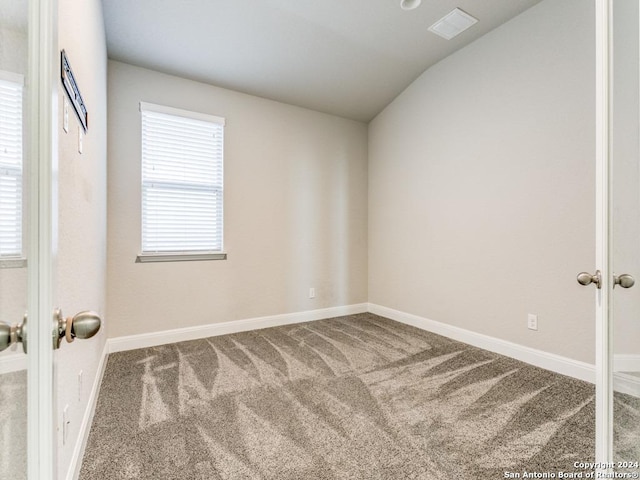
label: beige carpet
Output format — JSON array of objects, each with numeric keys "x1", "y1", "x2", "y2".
[
  {"x1": 77, "y1": 313, "x2": 608, "y2": 479},
  {"x1": 0, "y1": 370, "x2": 27, "y2": 480}
]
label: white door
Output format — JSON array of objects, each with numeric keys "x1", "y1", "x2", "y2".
[
  {"x1": 1, "y1": 1, "x2": 64, "y2": 478},
  {"x1": 610, "y1": 0, "x2": 640, "y2": 470},
  {"x1": 0, "y1": 0, "x2": 31, "y2": 471},
  {"x1": 0, "y1": 3, "x2": 103, "y2": 477},
  {"x1": 593, "y1": 0, "x2": 640, "y2": 471}
]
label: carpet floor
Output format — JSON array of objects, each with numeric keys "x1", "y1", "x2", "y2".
[
  {"x1": 0, "y1": 370, "x2": 27, "y2": 480},
  {"x1": 76, "y1": 313, "x2": 628, "y2": 479}
]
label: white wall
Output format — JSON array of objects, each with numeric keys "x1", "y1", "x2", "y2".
[
  {"x1": 368, "y1": 0, "x2": 596, "y2": 364},
  {"x1": 107, "y1": 61, "x2": 368, "y2": 338},
  {"x1": 55, "y1": 0, "x2": 108, "y2": 478}
]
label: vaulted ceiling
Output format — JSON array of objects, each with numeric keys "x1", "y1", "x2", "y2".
[{"x1": 102, "y1": 0, "x2": 542, "y2": 122}]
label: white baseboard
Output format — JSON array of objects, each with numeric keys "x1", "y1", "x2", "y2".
[
  {"x1": 614, "y1": 372, "x2": 640, "y2": 398},
  {"x1": 108, "y1": 302, "x2": 599, "y2": 384},
  {"x1": 367, "y1": 303, "x2": 596, "y2": 384},
  {"x1": 0, "y1": 351, "x2": 27, "y2": 374},
  {"x1": 108, "y1": 303, "x2": 369, "y2": 353},
  {"x1": 67, "y1": 339, "x2": 109, "y2": 480},
  {"x1": 614, "y1": 354, "x2": 640, "y2": 373}
]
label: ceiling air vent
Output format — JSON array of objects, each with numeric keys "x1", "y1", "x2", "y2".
[
  {"x1": 428, "y1": 8, "x2": 478, "y2": 40},
  {"x1": 400, "y1": 0, "x2": 421, "y2": 10}
]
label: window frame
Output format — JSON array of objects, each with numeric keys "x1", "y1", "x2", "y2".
[
  {"x1": 136, "y1": 102, "x2": 226, "y2": 263},
  {"x1": 0, "y1": 69, "x2": 26, "y2": 269}
]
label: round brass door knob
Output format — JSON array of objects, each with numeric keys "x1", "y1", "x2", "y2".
[
  {"x1": 0, "y1": 316, "x2": 26, "y2": 353},
  {"x1": 71, "y1": 311, "x2": 101, "y2": 339},
  {"x1": 614, "y1": 274, "x2": 635, "y2": 289},
  {"x1": 577, "y1": 271, "x2": 601, "y2": 289},
  {"x1": 54, "y1": 309, "x2": 101, "y2": 349}
]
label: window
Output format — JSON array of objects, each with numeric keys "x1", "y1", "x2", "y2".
[
  {"x1": 0, "y1": 72, "x2": 24, "y2": 263},
  {"x1": 138, "y1": 102, "x2": 225, "y2": 262}
]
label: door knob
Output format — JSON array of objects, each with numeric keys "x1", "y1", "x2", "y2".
[
  {"x1": 0, "y1": 315, "x2": 27, "y2": 353},
  {"x1": 0, "y1": 310, "x2": 100, "y2": 353},
  {"x1": 614, "y1": 273, "x2": 635, "y2": 289},
  {"x1": 577, "y1": 270, "x2": 602, "y2": 289},
  {"x1": 54, "y1": 309, "x2": 101, "y2": 350}
]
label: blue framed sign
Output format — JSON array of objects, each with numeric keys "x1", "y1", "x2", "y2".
[{"x1": 60, "y1": 50, "x2": 88, "y2": 132}]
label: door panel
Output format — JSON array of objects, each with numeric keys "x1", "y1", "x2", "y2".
[
  {"x1": 612, "y1": 0, "x2": 640, "y2": 467},
  {"x1": 0, "y1": 1, "x2": 29, "y2": 478},
  {"x1": 1, "y1": 1, "x2": 61, "y2": 478}
]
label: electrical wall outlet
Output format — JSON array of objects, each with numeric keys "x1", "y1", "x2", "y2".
[
  {"x1": 527, "y1": 314, "x2": 538, "y2": 331},
  {"x1": 309, "y1": 287, "x2": 316, "y2": 299}
]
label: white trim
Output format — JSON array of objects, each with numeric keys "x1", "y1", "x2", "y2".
[
  {"x1": 66, "y1": 341, "x2": 108, "y2": 480},
  {"x1": 614, "y1": 354, "x2": 640, "y2": 373},
  {"x1": 0, "y1": 69, "x2": 24, "y2": 85},
  {"x1": 613, "y1": 372, "x2": 640, "y2": 399},
  {"x1": 107, "y1": 302, "x2": 598, "y2": 383},
  {"x1": 27, "y1": 0, "x2": 58, "y2": 478},
  {"x1": 135, "y1": 252, "x2": 227, "y2": 263},
  {"x1": 108, "y1": 303, "x2": 369, "y2": 353},
  {"x1": 0, "y1": 352, "x2": 28, "y2": 374},
  {"x1": 367, "y1": 304, "x2": 595, "y2": 383},
  {"x1": 594, "y1": 0, "x2": 613, "y2": 465},
  {"x1": 139, "y1": 101, "x2": 226, "y2": 125},
  {"x1": 0, "y1": 257, "x2": 27, "y2": 269}
]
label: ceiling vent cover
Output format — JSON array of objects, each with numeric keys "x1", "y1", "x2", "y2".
[
  {"x1": 400, "y1": 0, "x2": 421, "y2": 10},
  {"x1": 428, "y1": 8, "x2": 478, "y2": 40}
]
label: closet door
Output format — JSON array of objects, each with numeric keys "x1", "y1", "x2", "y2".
[
  {"x1": 589, "y1": 0, "x2": 640, "y2": 471},
  {"x1": 610, "y1": 0, "x2": 640, "y2": 471}
]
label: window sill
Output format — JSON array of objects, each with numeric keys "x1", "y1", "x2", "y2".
[
  {"x1": 136, "y1": 252, "x2": 227, "y2": 263},
  {"x1": 0, "y1": 257, "x2": 27, "y2": 269}
]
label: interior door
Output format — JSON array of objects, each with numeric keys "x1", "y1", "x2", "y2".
[
  {"x1": 611, "y1": 0, "x2": 640, "y2": 470},
  {"x1": 0, "y1": 1, "x2": 36, "y2": 478},
  {"x1": 0, "y1": 1, "x2": 58, "y2": 478}
]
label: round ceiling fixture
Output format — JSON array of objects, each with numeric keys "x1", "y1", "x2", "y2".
[{"x1": 400, "y1": 0, "x2": 421, "y2": 10}]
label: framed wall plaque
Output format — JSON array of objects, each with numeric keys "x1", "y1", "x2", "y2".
[{"x1": 60, "y1": 50, "x2": 88, "y2": 132}]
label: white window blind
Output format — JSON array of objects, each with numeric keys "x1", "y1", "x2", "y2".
[
  {"x1": 140, "y1": 102, "x2": 224, "y2": 255},
  {"x1": 0, "y1": 74, "x2": 24, "y2": 259}
]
